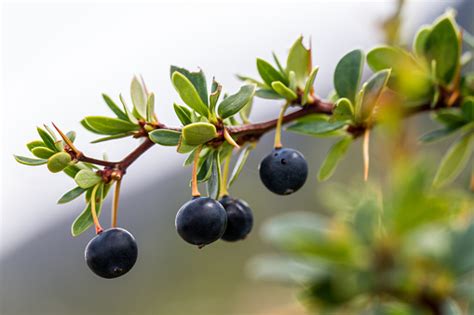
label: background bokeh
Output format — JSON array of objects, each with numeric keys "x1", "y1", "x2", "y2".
[{"x1": 1, "y1": 1, "x2": 471, "y2": 314}]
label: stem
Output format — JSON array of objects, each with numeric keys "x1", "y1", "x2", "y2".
[
  {"x1": 363, "y1": 129, "x2": 370, "y2": 181},
  {"x1": 111, "y1": 179, "x2": 121, "y2": 228},
  {"x1": 274, "y1": 102, "x2": 291, "y2": 149},
  {"x1": 90, "y1": 184, "x2": 103, "y2": 234},
  {"x1": 191, "y1": 146, "x2": 202, "y2": 197},
  {"x1": 219, "y1": 154, "x2": 232, "y2": 198}
]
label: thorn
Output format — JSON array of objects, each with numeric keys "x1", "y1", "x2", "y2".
[
  {"x1": 52, "y1": 122, "x2": 82, "y2": 156},
  {"x1": 223, "y1": 128, "x2": 240, "y2": 149}
]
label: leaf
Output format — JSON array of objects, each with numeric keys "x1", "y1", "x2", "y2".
[
  {"x1": 228, "y1": 145, "x2": 252, "y2": 187},
  {"x1": 146, "y1": 92, "x2": 155, "y2": 122},
  {"x1": 235, "y1": 74, "x2": 265, "y2": 88},
  {"x1": 287, "y1": 114, "x2": 347, "y2": 136},
  {"x1": 358, "y1": 69, "x2": 391, "y2": 121},
  {"x1": 207, "y1": 151, "x2": 221, "y2": 199},
  {"x1": 209, "y1": 80, "x2": 222, "y2": 115},
  {"x1": 197, "y1": 152, "x2": 213, "y2": 182},
  {"x1": 14, "y1": 155, "x2": 48, "y2": 166},
  {"x1": 256, "y1": 58, "x2": 288, "y2": 87},
  {"x1": 302, "y1": 67, "x2": 319, "y2": 105},
  {"x1": 63, "y1": 165, "x2": 81, "y2": 178},
  {"x1": 272, "y1": 52, "x2": 286, "y2": 75},
  {"x1": 37, "y1": 127, "x2": 56, "y2": 151},
  {"x1": 102, "y1": 94, "x2": 129, "y2": 121},
  {"x1": 81, "y1": 116, "x2": 139, "y2": 135},
  {"x1": 318, "y1": 137, "x2": 353, "y2": 181},
  {"x1": 255, "y1": 88, "x2": 282, "y2": 100},
  {"x1": 171, "y1": 72, "x2": 209, "y2": 117},
  {"x1": 182, "y1": 122, "x2": 217, "y2": 145},
  {"x1": 332, "y1": 98, "x2": 354, "y2": 121},
  {"x1": 286, "y1": 36, "x2": 311, "y2": 88},
  {"x1": 434, "y1": 109, "x2": 466, "y2": 128},
  {"x1": 71, "y1": 185, "x2": 105, "y2": 237},
  {"x1": 31, "y1": 146, "x2": 55, "y2": 159},
  {"x1": 433, "y1": 133, "x2": 474, "y2": 187},
  {"x1": 90, "y1": 133, "x2": 133, "y2": 143},
  {"x1": 170, "y1": 66, "x2": 208, "y2": 106},
  {"x1": 419, "y1": 127, "x2": 460, "y2": 143},
  {"x1": 74, "y1": 169, "x2": 102, "y2": 189},
  {"x1": 65, "y1": 131, "x2": 76, "y2": 143},
  {"x1": 119, "y1": 94, "x2": 138, "y2": 124},
  {"x1": 239, "y1": 97, "x2": 253, "y2": 124},
  {"x1": 271, "y1": 81, "x2": 297, "y2": 100},
  {"x1": 47, "y1": 152, "x2": 72, "y2": 173},
  {"x1": 130, "y1": 76, "x2": 147, "y2": 119},
  {"x1": 425, "y1": 16, "x2": 460, "y2": 85},
  {"x1": 449, "y1": 222, "x2": 474, "y2": 276},
  {"x1": 149, "y1": 129, "x2": 181, "y2": 146},
  {"x1": 461, "y1": 97, "x2": 474, "y2": 121},
  {"x1": 334, "y1": 49, "x2": 364, "y2": 104},
  {"x1": 173, "y1": 103, "x2": 192, "y2": 125},
  {"x1": 177, "y1": 137, "x2": 197, "y2": 154},
  {"x1": 413, "y1": 26, "x2": 431, "y2": 57},
  {"x1": 57, "y1": 186, "x2": 86, "y2": 204},
  {"x1": 217, "y1": 84, "x2": 256, "y2": 119},
  {"x1": 26, "y1": 140, "x2": 45, "y2": 151}
]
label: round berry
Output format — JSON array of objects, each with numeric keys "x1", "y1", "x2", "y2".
[
  {"x1": 219, "y1": 195, "x2": 253, "y2": 242},
  {"x1": 175, "y1": 197, "x2": 227, "y2": 247},
  {"x1": 259, "y1": 147, "x2": 308, "y2": 195},
  {"x1": 84, "y1": 228, "x2": 138, "y2": 279}
]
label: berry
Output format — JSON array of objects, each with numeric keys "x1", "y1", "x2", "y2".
[
  {"x1": 84, "y1": 228, "x2": 138, "y2": 279},
  {"x1": 175, "y1": 197, "x2": 227, "y2": 247},
  {"x1": 259, "y1": 147, "x2": 308, "y2": 195},
  {"x1": 219, "y1": 195, "x2": 253, "y2": 242}
]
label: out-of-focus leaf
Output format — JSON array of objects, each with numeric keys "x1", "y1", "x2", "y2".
[
  {"x1": 130, "y1": 76, "x2": 147, "y2": 119},
  {"x1": 81, "y1": 116, "x2": 139, "y2": 135},
  {"x1": 318, "y1": 136, "x2": 352, "y2": 181},
  {"x1": 228, "y1": 145, "x2": 252, "y2": 187},
  {"x1": 413, "y1": 26, "x2": 431, "y2": 57},
  {"x1": 433, "y1": 133, "x2": 474, "y2": 187},
  {"x1": 182, "y1": 122, "x2": 217, "y2": 145},
  {"x1": 286, "y1": 36, "x2": 311, "y2": 88},
  {"x1": 14, "y1": 155, "x2": 48, "y2": 166},
  {"x1": 358, "y1": 69, "x2": 391, "y2": 121},
  {"x1": 235, "y1": 74, "x2": 265, "y2": 88},
  {"x1": 334, "y1": 49, "x2": 364, "y2": 104},
  {"x1": 332, "y1": 98, "x2": 354, "y2": 121},
  {"x1": 272, "y1": 52, "x2": 286, "y2": 75},
  {"x1": 57, "y1": 186, "x2": 86, "y2": 204},
  {"x1": 149, "y1": 129, "x2": 181, "y2": 146},
  {"x1": 434, "y1": 109, "x2": 466, "y2": 127},
  {"x1": 218, "y1": 84, "x2": 256, "y2": 119},
  {"x1": 170, "y1": 66, "x2": 208, "y2": 106},
  {"x1": 74, "y1": 169, "x2": 102, "y2": 189},
  {"x1": 256, "y1": 58, "x2": 288, "y2": 87},
  {"x1": 287, "y1": 114, "x2": 347, "y2": 136},
  {"x1": 171, "y1": 72, "x2": 209, "y2": 117},
  {"x1": 441, "y1": 299, "x2": 463, "y2": 315},
  {"x1": 449, "y1": 221, "x2": 474, "y2": 275},
  {"x1": 102, "y1": 94, "x2": 129, "y2": 121},
  {"x1": 271, "y1": 81, "x2": 297, "y2": 100},
  {"x1": 461, "y1": 97, "x2": 474, "y2": 121}
]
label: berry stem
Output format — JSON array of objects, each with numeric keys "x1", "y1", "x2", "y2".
[
  {"x1": 90, "y1": 184, "x2": 104, "y2": 234},
  {"x1": 219, "y1": 154, "x2": 232, "y2": 198},
  {"x1": 111, "y1": 179, "x2": 121, "y2": 228},
  {"x1": 274, "y1": 102, "x2": 291, "y2": 149},
  {"x1": 191, "y1": 146, "x2": 202, "y2": 197},
  {"x1": 363, "y1": 128, "x2": 370, "y2": 181}
]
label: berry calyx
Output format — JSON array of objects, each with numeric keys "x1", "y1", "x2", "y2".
[
  {"x1": 84, "y1": 227, "x2": 138, "y2": 279},
  {"x1": 175, "y1": 197, "x2": 227, "y2": 247},
  {"x1": 219, "y1": 195, "x2": 253, "y2": 242},
  {"x1": 259, "y1": 147, "x2": 308, "y2": 195}
]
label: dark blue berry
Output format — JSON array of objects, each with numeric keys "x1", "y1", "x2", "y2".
[
  {"x1": 219, "y1": 195, "x2": 253, "y2": 242},
  {"x1": 175, "y1": 197, "x2": 227, "y2": 247},
  {"x1": 84, "y1": 228, "x2": 138, "y2": 279},
  {"x1": 259, "y1": 147, "x2": 308, "y2": 195}
]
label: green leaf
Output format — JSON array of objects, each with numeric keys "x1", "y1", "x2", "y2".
[
  {"x1": 302, "y1": 67, "x2": 319, "y2": 105},
  {"x1": 102, "y1": 94, "x2": 129, "y2": 121},
  {"x1": 31, "y1": 147, "x2": 55, "y2": 159},
  {"x1": 287, "y1": 114, "x2": 347, "y2": 136},
  {"x1": 419, "y1": 127, "x2": 460, "y2": 143},
  {"x1": 461, "y1": 97, "x2": 474, "y2": 121},
  {"x1": 433, "y1": 133, "x2": 474, "y2": 187},
  {"x1": 434, "y1": 109, "x2": 466, "y2": 128},
  {"x1": 149, "y1": 129, "x2": 181, "y2": 146},
  {"x1": 366, "y1": 46, "x2": 403, "y2": 72},
  {"x1": 146, "y1": 92, "x2": 155, "y2": 122},
  {"x1": 318, "y1": 137, "x2": 353, "y2": 181},
  {"x1": 413, "y1": 26, "x2": 431, "y2": 57},
  {"x1": 358, "y1": 69, "x2": 391, "y2": 121},
  {"x1": 171, "y1": 72, "x2": 209, "y2": 117},
  {"x1": 286, "y1": 36, "x2": 311, "y2": 88},
  {"x1": 170, "y1": 66, "x2": 208, "y2": 106},
  {"x1": 130, "y1": 76, "x2": 147, "y2": 119},
  {"x1": 81, "y1": 116, "x2": 139, "y2": 135},
  {"x1": 14, "y1": 155, "x2": 48, "y2": 166},
  {"x1": 197, "y1": 151, "x2": 213, "y2": 182},
  {"x1": 209, "y1": 80, "x2": 222, "y2": 115},
  {"x1": 71, "y1": 185, "x2": 105, "y2": 237},
  {"x1": 255, "y1": 88, "x2": 282, "y2": 100},
  {"x1": 239, "y1": 97, "x2": 253, "y2": 124},
  {"x1": 334, "y1": 49, "x2": 364, "y2": 104},
  {"x1": 271, "y1": 81, "x2": 297, "y2": 100},
  {"x1": 37, "y1": 127, "x2": 56, "y2": 151},
  {"x1": 57, "y1": 186, "x2": 86, "y2": 204},
  {"x1": 425, "y1": 16, "x2": 460, "y2": 85},
  {"x1": 449, "y1": 221, "x2": 474, "y2": 276},
  {"x1": 119, "y1": 94, "x2": 138, "y2": 124},
  {"x1": 74, "y1": 169, "x2": 102, "y2": 189},
  {"x1": 332, "y1": 98, "x2": 354, "y2": 121},
  {"x1": 47, "y1": 152, "x2": 72, "y2": 173},
  {"x1": 218, "y1": 84, "x2": 256, "y2": 119},
  {"x1": 256, "y1": 58, "x2": 288, "y2": 87},
  {"x1": 228, "y1": 145, "x2": 252, "y2": 187},
  {"x1": 182, "y1": 122, "x2": 217, "y2": 145},
  {"x1": 63, "y1": 165, "x2": 81, "y2": 178},
  {"x1": 235, "y1": 74, "x2": 265, "y2": 88},
  {"x1": 26, "y1": 140, "x2": 45, "y2": 152},
  {"x1": 90, "y1": 133, "x2": 133, "y2": 143},
  {"x1": 177, "y1": 137, "x2": 197, "y2": 154},
  {"x1": 272, "y1": 52, "x2": 286, "y2": 75},
  {"x1": 173, "y1": 103, "x2": 192, "y2": 125},
  {"x1": 207, "y1": 151, "x2": 221, "y2": 199}
]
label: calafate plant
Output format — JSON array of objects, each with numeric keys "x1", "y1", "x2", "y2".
[{"x1": 15, "y1": 11, "x2": 473, "y2": 282}]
